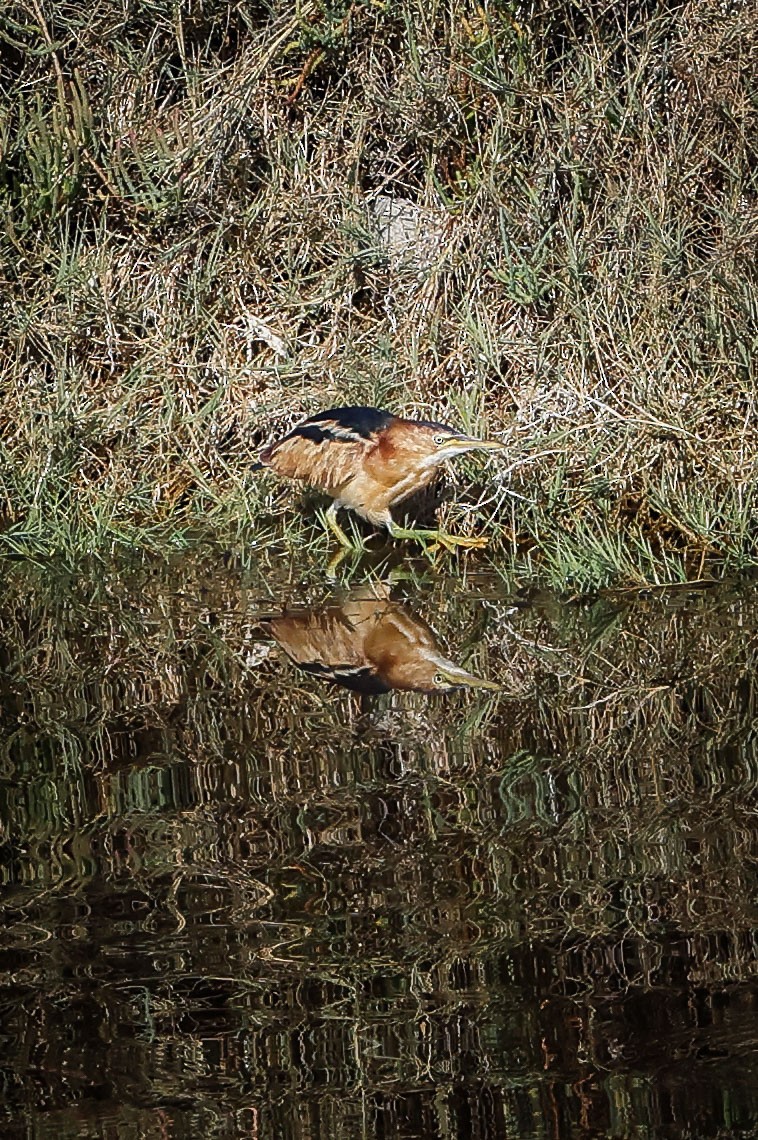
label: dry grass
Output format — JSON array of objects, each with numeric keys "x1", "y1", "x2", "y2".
[{"x1": 0, "y1": 0, "x2": 756, "y2": 581}]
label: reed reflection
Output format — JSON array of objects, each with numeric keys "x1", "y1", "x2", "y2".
[{"x1": 260, "y1": 580, "x2": 499, "y2": 694}]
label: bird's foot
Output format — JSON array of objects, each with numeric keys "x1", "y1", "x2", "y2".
[
  {"x1": 388, "y1": 525, "x2": 488, "y2": 555},
  {"x1": 431, "y1": 532, "x2": 489, "y2": 553}
]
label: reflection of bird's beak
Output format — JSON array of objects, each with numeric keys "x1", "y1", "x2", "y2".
[{"x1": 434, "y1": 659, "x2": 502, "y2": 691}]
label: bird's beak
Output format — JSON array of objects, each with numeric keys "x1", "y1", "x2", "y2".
[
  {"x1": 433, "y1": 659, "x2": 502, "y2": 691},
  {"x1": 451, "y1": 434, "x2": 507, "y2": 454}
]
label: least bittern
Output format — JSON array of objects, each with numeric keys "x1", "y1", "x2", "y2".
[
  {"x1": 260, "y1": 582, "x2": 500, "y2": 694},
  {"x1": 258, "y1": 406, "x2": 505, "y2": 552}
]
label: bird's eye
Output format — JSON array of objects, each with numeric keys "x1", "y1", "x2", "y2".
[
  {"x1": 433, "y1": 672, "x2": 447, "y2": 686},
  {"x1": 433, "y1": 434, "x2": 447, "y2": 446}
]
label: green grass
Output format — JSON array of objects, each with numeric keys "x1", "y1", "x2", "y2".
[{"x1": 1, "y1": 0, "x2": 756, "y2": 584}]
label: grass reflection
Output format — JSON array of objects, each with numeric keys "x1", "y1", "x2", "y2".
[{"x1": 0, "y1": 550, "x2": 757, "y2": 1138}]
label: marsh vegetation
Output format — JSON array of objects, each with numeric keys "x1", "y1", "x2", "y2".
[
  {"x1": 2, "y1": 2, "x2": 758, "y2": 1136},
  {"x1": 0, "y1": 0, "x2": 756, "y2": 583}
]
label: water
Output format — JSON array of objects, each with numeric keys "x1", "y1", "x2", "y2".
[{"x1": 1, "y1": 552, "x2": 757, "y2": 1139}]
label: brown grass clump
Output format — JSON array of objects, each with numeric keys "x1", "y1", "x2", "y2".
[{"x1": 0, "y1": 0, "x2": 756, "y2": 580}]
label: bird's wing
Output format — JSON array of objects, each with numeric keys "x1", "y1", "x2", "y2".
[
  {"x1": 262, "y1": 609, "x2": 367, "y2": 669},
  {"x1": 261, "y1": 608, "x2": 392, "y2": 693},
  {"x1": 260, "y1": 416, "x2": 378, "y2": 492}
]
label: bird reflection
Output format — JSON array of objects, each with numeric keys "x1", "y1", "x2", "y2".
[{"x1": 260, "y1": 582, "x2": 499, "y2": 695}]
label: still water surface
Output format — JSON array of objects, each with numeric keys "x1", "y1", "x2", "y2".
[{"x1": 1, "y1": 553, "x2": 757, "y2": 1139}]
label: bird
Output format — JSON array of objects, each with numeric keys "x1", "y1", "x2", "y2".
[
  {"x1": 259, "y1": 582, "x2": 500, "y2": 694},
  {"x1": 257, "y1": 405, "x2": 506, "y2": 552}
]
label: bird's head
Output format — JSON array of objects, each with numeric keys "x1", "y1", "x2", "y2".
[
  {"x1": 399, "y1": 420, "x2": 507, "y2": 469},
  {"x1": 390, "y1": 648, "x2": 502, "y2": 693}
]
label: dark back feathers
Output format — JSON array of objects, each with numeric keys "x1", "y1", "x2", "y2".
[{"x1": 300, "y1": 406, "x2": 396, "y2": 439}]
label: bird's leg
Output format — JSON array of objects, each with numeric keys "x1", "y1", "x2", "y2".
[
  {"x1": 319, "y1": 501, "x2": 369, "y2": 554},
  {"x1": 320, "y1": 501, "x2": 357, "y2": 549},
  {"x1": 387, "y1": 521, "x2": 489, "y2": 552},
  {"x1": 325, "y1": 546, "x2": 349, "y2": 579},
  {"x1": 322, "y1": 504, "x2": 369, "y2": 578}
]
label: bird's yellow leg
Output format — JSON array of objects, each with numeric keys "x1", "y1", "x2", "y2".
[
  {"x1": 320, "y1": 502, "x2": 362, "y2": 550},
  {"x1": 325, "y1": 545, "x2": 349, "y2": 578},
  {"x1": 387, "y1": 523, "x2": 489, "y2": 552}
]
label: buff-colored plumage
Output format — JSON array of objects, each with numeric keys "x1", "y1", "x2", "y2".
[
  {"x1": 261, "y1": 408, "x2": 438, "y2": 524},
  {"x1": 261, "y1": 582, "x2": 499, "y2": 693},
  {"x1": 258, "y1": 405, "x2": 505, "y2": 550},
  {"x1": 260, "y1": 428, "x2": 369, "y2": 495}
]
